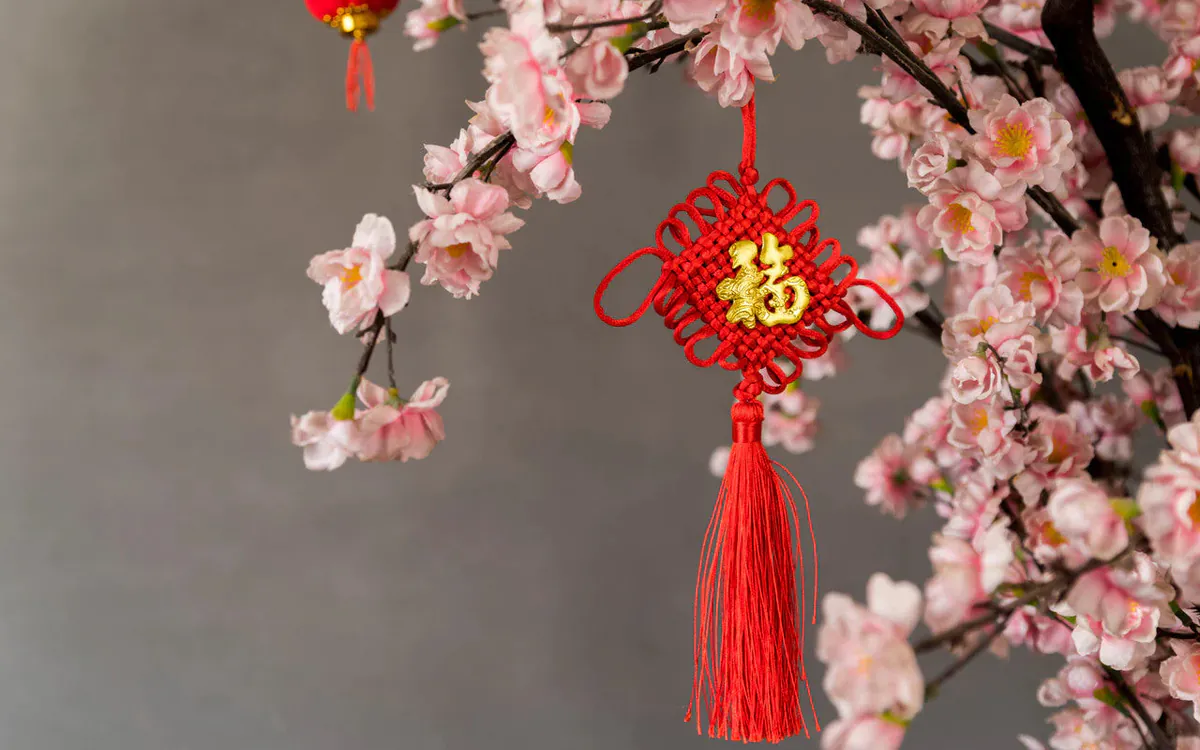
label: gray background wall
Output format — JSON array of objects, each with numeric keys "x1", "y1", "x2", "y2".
[{"x1": 0, "y1": 2, "x2": 1153, "y2": 748}]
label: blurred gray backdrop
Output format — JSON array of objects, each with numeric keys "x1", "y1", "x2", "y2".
[{"x1": 0, "y1": 2, "x2": 1156, "y2": 748}]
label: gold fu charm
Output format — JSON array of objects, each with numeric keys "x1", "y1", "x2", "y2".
[{"x1": 715, "y1": 232, "x2": 811, "y2": 329}]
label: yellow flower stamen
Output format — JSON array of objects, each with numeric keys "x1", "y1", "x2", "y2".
[
  {"x1": 947, "y1": 203, "x2": 974, "y2": 234},
  {"x1": 340, "y1": 264, "x2": 363, "y2": 289},
  {"x1": 444, "y1": 242, "x2": 471, "y2": 258},
  {"x1": 967, "y1": 407, "x2": 989, "y2": 435},
  {"x1": 1099, "y1": 245, "x2": 1133, "y2": 278},
  {"x1": 743, "y1": 0, "x2": 778, "y2": 21},
  {"x1": 995, "y1": 122, "x2": 1034, "y2": 159}
]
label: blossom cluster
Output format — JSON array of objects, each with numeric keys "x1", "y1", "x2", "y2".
[{"x1": 291, "y1": 0, "x2": 1200, "y2": 746}]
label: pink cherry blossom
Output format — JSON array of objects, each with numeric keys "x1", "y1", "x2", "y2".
[
  {"x1": 1043, "y1": 707, "x2": 1142, "y2": 750},
  {"x1": 861, "y1": 91, "x2": 951, "y2": 166},
  {"x1": 883, "y1": 38, "x2": 969, "y2": 102},
  {"x1": 906, "y1": 134, "x2": 957, "y2": 192},
  {"x1": 662, "y1": 0, "x2": 724, "y2": 33},
  {"x1": 818, "y1": 574, "x2": 924, "y2": 721},
  {"x1": 1068, "y1": 395, "x2": 1142, "y2": 463},
  {"x1": 511, "y1": 141, "x2": 581, "y2": 204},
  {"x1": 410, "y1": 179, "x2": 525, "y2": 299},
  {"x1": 1156, "y1": 241, "x2": 1200, "y2": 328},
  {"x1": 968, "y1": 95, "x2": 1077, "y2": 190},
  {"x1": 1139, "y1": 411, "x2": 1200, "y2": 599},
  {"x1": 942, "y1": 475, "x2": 1004, "y2": 541},
  {"x1": 1072, "y1": 216, "x2": 1167, "y2": 314},
  {"x1": 942, "y1": 284, "x2": 1036, "y2": 359},
  {"x1": 564, "y1": 40, "x2": 629, "y2": 100},
  {"x1": 1037, "y1": 656, "x2": 1106, "y2": 708},
  {"x1": 1163, "y1": 0, "x2": 1200, "y2": 40},
  {"x1": 1046, "y1": 477, "x2": 1128, "y2": 560},
  {"x1": 997, "y1": 231, "x2": 1084, "y2": 327},
  {"x1": 983, "y1": 0, "x2": 1049, "y2": 49},
  {"x1": 1049, "y1": 325, "x2": 1141, "y2": 384},
  {"x1": 1119, "y1": 66, "x2": 1181, "y2": 130},
  {"x1": 1004, "y1": 606, "x2": 1074, "y2": 655},
  {"x1": 290, "y1": 410, "x2": 360, "y2": 471},
  {"x1": 481, "y1": 16, "x2": 576, "y2": 152},
  {"x1": 762, "y1": 387, "x2": 820, "y2": 453},
  {"x1": 355, "y1": 378, "x2": 449, "y2": 462},
  {"x1": 689, "y1": 34, "x2": 774, "y2": 108},
  {"x1": 853, "y1": 247, "x2": 933, "y2": 328},
  {"x1": 1124, "y1": 366, "x2": 1186, "y2": 428},
  {"x1": 1059, "y1": 553, "x2": 1174, "y2": 670},
  {"x1": 855, "y1": 434, "x2": 935, "y2": 518},
  {"x1": 1171, "y1": 128, "x2": 1200, "y2": 175},
  {"x1": 925, "y1": 523, "x2": 1014, "y2": 633},
  {"x1": 1015, "y1": 415, "x2": 1095, "y2": 503},
  {"x1": 821, "y1": 715, "x2": 906, "y2": 750},
  {"x1": 423, "y1": 129, "x2": 472, "y2": 185},
  {"x1": 404, "y1": 0, "x2": 466, "y2": 50},
  {"x1": 943, "y1": 256, "x2": 998, "y2": 315},
  {"x1": 947, "y1": 395, "x2": 1016, "y2": 455},
  {"x1": 917, "y1": 160, "x2": 1028, "y2": 265},
  {"x1": 720, "y1": 0, "x2": 818, "y2": 58},
  {"x1": 1162, "y1": 640, "x2": 1200, "y2": 721},
  {"x1": 904, "y1": 395, "x2": 959, "y2": 467},
  {"x1": 307, "y1": 214, "x2": 412, "y2": 335},
  {"x1": 905, "y1": 0, "x2": 988, "y2": 39}
]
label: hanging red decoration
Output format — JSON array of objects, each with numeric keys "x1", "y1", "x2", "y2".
[
  {"x1": 304, "y1": 1, "x2": 400, "y2": 112},
  {"x1": 594, "y1": 95, "x2": 904, "y2": 744}
]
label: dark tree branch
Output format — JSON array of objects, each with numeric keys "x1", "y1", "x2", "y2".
[
  {"x1": 1042, "y1": 1, "x2": 1183, "y2": 248},
  {"x1": 982, "y1": 21, "x2": 1058, "y2": 68},
  {"x1": 1104, "y1": 666, "x2": 1173, "y2": 750}
]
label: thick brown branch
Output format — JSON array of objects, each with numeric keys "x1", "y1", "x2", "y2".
[{"x1": 1042, "y1": 0, "x2": 1182, "y2": 248}]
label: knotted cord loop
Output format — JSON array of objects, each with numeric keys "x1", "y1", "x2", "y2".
[{"x1": 594, "y1": 246, "x2": 674, "y2": 326}]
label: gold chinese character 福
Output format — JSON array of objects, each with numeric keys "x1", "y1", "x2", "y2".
[{"x1": 714, "y1": 232, "x2": 811, "y2": 329}]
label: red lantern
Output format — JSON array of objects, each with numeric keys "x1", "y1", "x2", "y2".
[{"x1": 305, "y1": 1, "x2": 401, "y2": 112}]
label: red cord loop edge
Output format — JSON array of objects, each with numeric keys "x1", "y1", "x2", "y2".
[{"x1": 593, "y1": 246, "x2": 674, "y2": 326}]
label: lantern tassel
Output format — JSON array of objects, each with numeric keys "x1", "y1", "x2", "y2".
[
  {"x1": 345, "y1": 38, "x2": 376, "y2": 112},
  {"x1": 688, "y1": 381, "x2": 820, "y2": 743}
]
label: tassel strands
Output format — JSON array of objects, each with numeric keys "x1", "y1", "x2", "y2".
[
  {"x1": 345, "y1": 37, "x2": 376, "y2": 112},
  {"x1": 689, "y1": 378, "x2": 819, "y2": 742},
  {"x1": 304, "y1": 1, "x2": 398, "y2": 111}
]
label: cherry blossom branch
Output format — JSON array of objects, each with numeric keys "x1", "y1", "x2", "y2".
[
  {"x1": 912, "y1": 547, "x2": 1134, "y2": 654},
  {"x1": 359, "y1": 31, "x2": 710, "y2": 387},
  {"x1": 465, "y1": 8, "x2": 506, "y2": 21},
  {"x1": 980, "y1": 21, "x2": 1058, "y2": 68},
  {"x1": 1102, "y1": 665, "x2": 1173, "y2": 750},
  {"x1": 922, "y1": 612, "x2": 1010, "y2": 699},
  {"x1": 805, "y1": 0, "x2": 1081, "y2": 237}
]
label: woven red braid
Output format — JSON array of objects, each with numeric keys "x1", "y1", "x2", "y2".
[{"x1": 594, "y1": 96, "x2": 905, "y2": 396}]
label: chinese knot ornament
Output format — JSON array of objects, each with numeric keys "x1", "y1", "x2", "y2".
[
  {"x1": 304, "y1": 1, "x2": 400, "y2": 111},
  {"x1": 594, "y1": 96, "x2": 904, "y2": 743}
]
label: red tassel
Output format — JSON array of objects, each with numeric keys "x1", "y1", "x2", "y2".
[
  {"x1": 345, "y1": 38, "x2": 376, "y2": 112},
  {"x1": 688, "y1": 384, "x2": 820, "y2": 743}
]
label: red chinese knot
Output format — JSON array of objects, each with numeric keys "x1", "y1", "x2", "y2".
[{"x1": 594, "y1": 98, "x2": 903, "y2": 396}]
